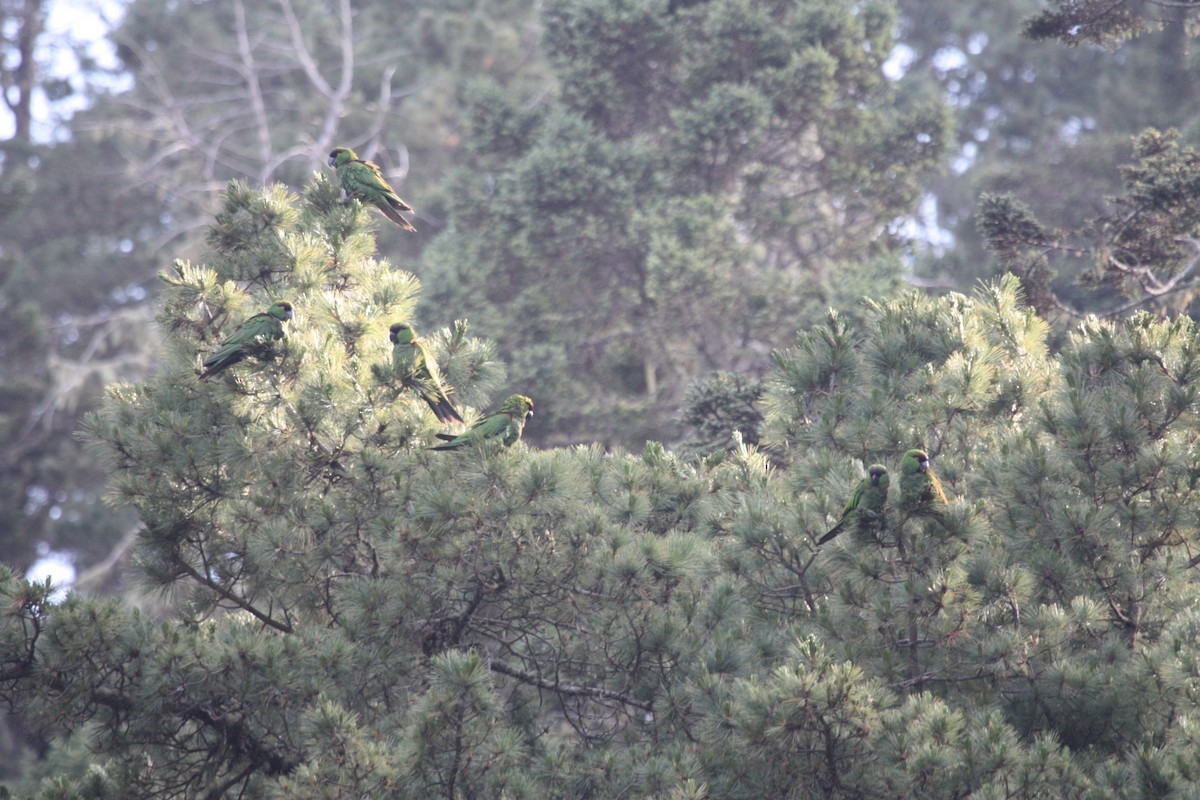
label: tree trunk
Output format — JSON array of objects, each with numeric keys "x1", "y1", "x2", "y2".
[{"x1": 1, "y1": 0, "x2": 46, "y2": 145}]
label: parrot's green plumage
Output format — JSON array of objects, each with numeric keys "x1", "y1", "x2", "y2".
[
  {"x1": 200, "y1": 301, "x2": 293, "y2": 378},
  {"x1": 390, "y1": 322, "x2": 463, "y2": 425},
  {"x1": 818, "y1": 464, "x2": 889, "y2": 544},
  {"x1": 431, "y1": 394, "x2": 534, "y2": 451},
  {"x1": 898, "y1": 448, "x2": 948, "y2": 512},
  {"x1": 328, "y1": 146, "x2": 416, "y2": 231}
]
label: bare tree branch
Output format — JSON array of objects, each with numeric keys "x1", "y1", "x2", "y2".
[
  {"x1": 232, "y1": 0, "x2": 273, "y2": 172},
  {"x1": 23, "y1": 304, "x2": 157, "y2": 437},
  {"x1": 73, "y1": 525, "x2": 141, "y2": 593}
]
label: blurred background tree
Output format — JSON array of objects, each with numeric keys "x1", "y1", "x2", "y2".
[
  {"x1": 894, "y1": 0, "x2": 1200, "y2": 302},
  {"x1": 420, "y1": 0, "x2": 949, "y2": 447},
  {"x1": 978, "y1": 128, "x2": 1200, "y2": 319},
  {"x1": 0, "y1": 0, "x2": 153, "y2": 583}
]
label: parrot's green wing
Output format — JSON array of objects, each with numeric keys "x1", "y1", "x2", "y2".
[
  {"x1": 431, "y1": 394, "x2": 533, "y2": 451},
  {"x1": 390, "y1": 322, "x2": 463, "y2": 424},
  {"x1": 843, "y1": 477, "x2": 870, "y2": 517},
  {"x1": 201, "y1": 301, "x2": 293, "y2": 378},
  {"x1": 328, "y1": 147, "x2": 416, "y2": 231},
  {"x1": 817, "y1": 475, "x2": 870, "y2": 545},
  {"x1": 429, "y1": 412, "x2": 508, "y2": 450},
  {"x1": 818, "y1": 464, "x2": 888, "y2": 545}
]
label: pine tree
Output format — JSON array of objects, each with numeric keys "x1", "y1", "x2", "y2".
[
  {"x1": 1, "y1": 181, "x2": 733, "y2": 797},
  {"x1": 9, "y1": 182, "x2": 1200, "y2": 796},
  {"x1": 744, "y1": 275, "x2": 1200, "y2": 796}
]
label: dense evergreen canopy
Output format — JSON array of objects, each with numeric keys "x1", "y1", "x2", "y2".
[
  {"x1": 4, "y1": 182, "x2": 1200, "y2": 796},
  {"x1": 5, "y1": 0, "x2": 1200, "y2": 795}
]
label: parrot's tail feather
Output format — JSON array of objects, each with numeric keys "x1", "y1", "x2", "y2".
[
  {"x1": 427, "y1": 398, "x2": 464, "y2": 425},
  {"x1": 816, "y1": 525, "x2": 843, "y2": 545},
  {"x1": 386, "y1": 194, "x2": 415, "y2": 214},
  {"x1": 379, "y1": 203, "x2": 416, "y2": 231},
  {"x1": 200, "y1": 352, "x2": 239, "y2": 378}
]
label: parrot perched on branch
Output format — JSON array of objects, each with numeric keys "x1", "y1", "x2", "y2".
[
  {"x1": 328, "y1": 146, "x2": 416, "y2": 231},
  {"x1": 200, "y1": 301, "x2": 293, "y2": 378},
  {"x1": 898, "y1": 449, "x2": 948, "y2": 512},
  {"x1": 818, "y1": 464, "x2": 889, "y2": 545},
  {"x1": 390, "y1": 322, "x2": 463, "y2": 425},
  {"x1": 431, "y1": 394, "x2": 534, "y2": 451}
]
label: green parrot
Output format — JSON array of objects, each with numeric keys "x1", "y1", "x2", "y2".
[
  {"x1": 327, "y1": 146, "x2": 416, "y2": 231},
  {"x1": 390, "y1": 322, "x2": 463, "y2": 425},
  {"x1": 898, "y1": 448, "x2": 948, "y2": 512},
  {"x1": 200, "y1": 301, "x2": 293, "y2": 378},
  {"x1": 818, "y1": 464, "x2": 889, "y2": 544},
  {"x1": 431, "y1": 394, "x2": 534, "y2": 451}
]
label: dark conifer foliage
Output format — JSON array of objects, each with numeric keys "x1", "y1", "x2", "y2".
[
  {"x1": 4, "y1": 188, "x2": 1200, "y2": 795},
  {"x1": 421, "y1": 0, "x2": 949, "y2": 447}
]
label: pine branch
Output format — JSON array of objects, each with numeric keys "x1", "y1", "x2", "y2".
[
  {"x1": 489, "y1": 660, "x2": 654, "y2": 713},
  {"x1": 173, "y1": 555, "x2": 294, "y2": 634}
]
